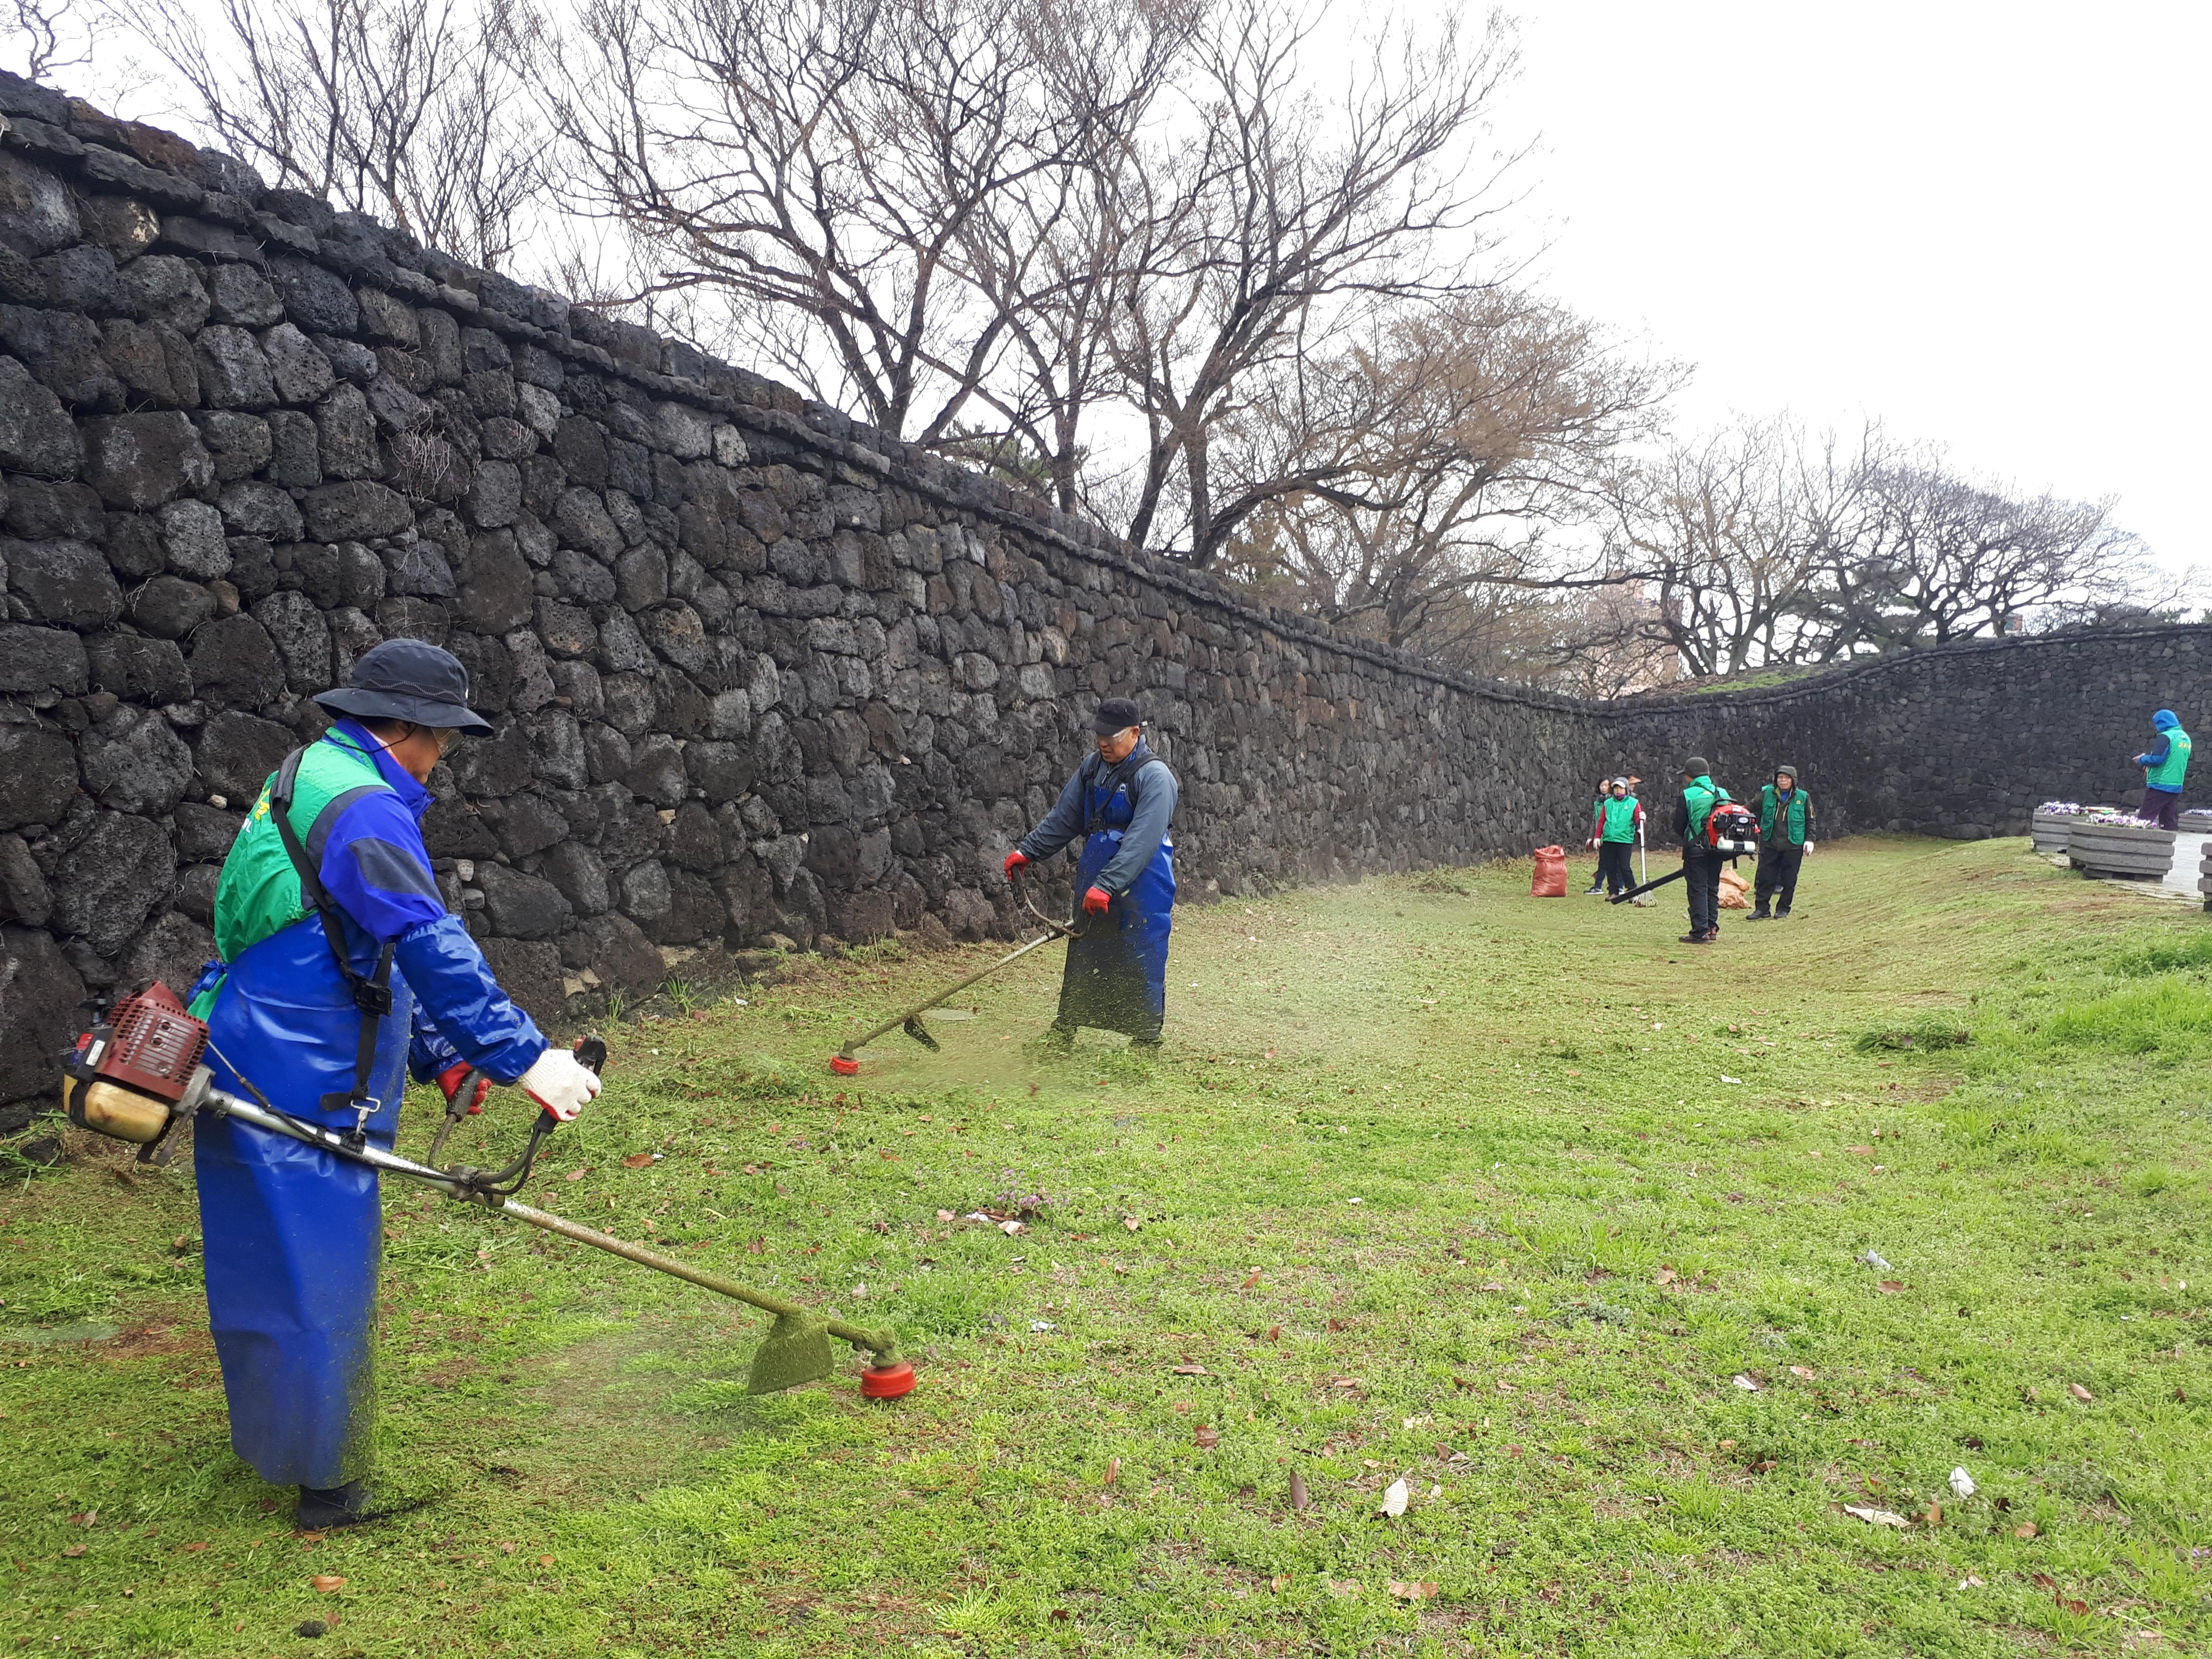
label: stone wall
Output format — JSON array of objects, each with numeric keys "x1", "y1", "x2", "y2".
[
  {"x1": 0, "y1": 72, "x2": 2201, "y2": 1124},
  {"x1": 0, "y1": 74, "x2": 1615, "y2": 1121},
  {"x1": 1598, "y1": 626, "x2": 2212, "y2": 841}
]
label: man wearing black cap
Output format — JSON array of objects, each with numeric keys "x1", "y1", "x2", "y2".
[
  {"x1": 185, "y1": 640, "x2": 602, "y2": 1527},
  {"x1": 1003, "y1": 697, "x2": 1180, "y2": 1048},
  {"x1": 1669, "y1": 756, "x2": 1730, "y2": 944}
]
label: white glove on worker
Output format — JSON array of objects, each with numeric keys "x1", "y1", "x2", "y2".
[{"x1": 519, "y1": 1046, "x2": 602, "y2": 1122}]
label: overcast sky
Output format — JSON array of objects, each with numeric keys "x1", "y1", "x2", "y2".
[{"x1": 1484, "y1": 0, "x2": 2209, "y2": 575}]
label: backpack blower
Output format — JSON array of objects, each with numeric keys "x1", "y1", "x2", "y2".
[
  {"x1": 1609, "y1": 800, "x2": 1762, "y2": 904},
  {"x1": 59, "y1": 983, "x2": 915, "y2": 1401}
]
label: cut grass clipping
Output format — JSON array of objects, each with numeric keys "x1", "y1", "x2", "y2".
[{"x1": 1, "y1": 834, "x2": 2207, "y2": 1657}]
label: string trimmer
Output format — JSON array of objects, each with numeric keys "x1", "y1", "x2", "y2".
[
  {"x1": 60, "y1": 984, "x2": 914, "y2": 1400},
  {"x1": 830, "y1": 869, "x2": 1084, "y2": 1076}
]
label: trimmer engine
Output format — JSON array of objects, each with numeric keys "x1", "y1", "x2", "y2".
[{"x1": 60, "y1": 982, "x2": 213, "y2": 1165}]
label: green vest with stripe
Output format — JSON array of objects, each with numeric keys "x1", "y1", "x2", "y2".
[
  {"x1": 191, "y1": 730, "x2": 397, "y2": 1016},
  {"x1": 1598, "y1": 795, "x2": 1639, "y2": 842},
  {"x1": 1758, "y1": 785, "x2": 1810, "y2": 846},
  {"x1": 2148, "y1": 726, "x2": 2191, "y2": 792}
]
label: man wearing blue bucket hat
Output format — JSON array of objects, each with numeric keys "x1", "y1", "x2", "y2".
[{"x1": 187, "y1": 640, "x2": 602, "y2": 1528}]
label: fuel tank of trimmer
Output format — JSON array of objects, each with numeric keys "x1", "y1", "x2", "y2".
[{"x1": 60, "y1": 982, "x2": 212, "y2": 1156}]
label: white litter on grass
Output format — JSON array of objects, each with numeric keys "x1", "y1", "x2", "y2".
[
  {"x1": 1378, "y1": 1478, "x2": 1409, "y2": 1518},
  {"x1": 1949, "y1": 1467, "x2": 1976, "y2": 1499},
  {"x1": 1030, "y1": 1320, "x2": 1056, "y2": 1332},
  {"x1": 1732, "y1": 1373, "x2": 1761, "y2": 1392},
  {"x1": 1844, "y1": 1504, "x2": 1909, "y2": 1528},
  {"x1": 1861, "y1": 1250, "x2": 1893, "y2": 1271},
  {"x1": 1347, "y1": 1197, "x2": 1364, "y2": 1205},
  {"x1": 1720, "y1": 1075, "x2": 1744, "y2": 1085}
]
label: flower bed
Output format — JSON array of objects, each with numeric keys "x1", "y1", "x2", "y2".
[
  {"x1": 2067, "y1": 817, "x2": 2175, "y2": 880},
  {"x1": 2030, "y1": 803, "x2": 2084, "y2": 853}
]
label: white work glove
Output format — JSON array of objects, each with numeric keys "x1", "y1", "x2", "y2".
[
  {"x1": 1803, "y1": 841, "x2": 1815, "y2": 855},
  {"x1": 518, "y1": 1046, "x2": 602, "y2": 1122}
]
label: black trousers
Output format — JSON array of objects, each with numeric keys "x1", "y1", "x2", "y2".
[
  {"x1": 1597, "y1": 841, "x2": 1636, "y2": 895},
  {"x1": 1755, "y1": 844, "x2": 1803, "y2": 913},
  {"x1": 1683, "y1": 846, "x2": 1722, "y2": 935}
]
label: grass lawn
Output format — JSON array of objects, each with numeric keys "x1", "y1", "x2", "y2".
[{"x1": 2, "y1": 835, "x2": 2209, "y2": 1657}]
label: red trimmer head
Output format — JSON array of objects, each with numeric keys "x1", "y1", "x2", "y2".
[
  {"x1": 828, "y1": 1054, "x2": 860, "y2": 1076},
  {"x1": 860, "y1": 1360, "x2": 916, "y2": 1400}
]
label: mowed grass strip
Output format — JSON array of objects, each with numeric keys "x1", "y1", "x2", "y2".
[{"x1": 0, "y1": 835, "x2": 2207, "y2": 1657}]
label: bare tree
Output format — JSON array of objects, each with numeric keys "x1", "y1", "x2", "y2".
[
  {"x1": 97, "y1": 0, "x2": 549, "y2": 271},
  {"x1": 1110, "y1": 1, "x2": 1520, "y2": 565},
  {"x1": 1816, "y1": 456, "x2": 2164, "y2": 649},
  {"x1": 8, "y1": 0, "x2": 89, "y2": 79},
  {"x1": 1225, "y1": 290, "x2": 1671, "y2": 655},
  {"x1": 547, "y1": 0, "x2": 1115, "y2": 444}
]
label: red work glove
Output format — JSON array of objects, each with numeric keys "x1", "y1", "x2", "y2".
[
  {"x1": 1003, "y1": 849, "x2": 1029, "y2": 878},
  {"x1": 1082, "y1": 885, "x2": 1113, "y2": 916},
  {"x1": 436, "y1": 1062, "x2": 490, "y2": 1115}
]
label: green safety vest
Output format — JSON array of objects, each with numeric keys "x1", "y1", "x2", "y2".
[
  {"x1": 2148, "y1": 727, "x2": 2191, "y2": 792},
  {"x1": 1598, "y1": 795, "x2": 1639, "y2": 842},
  {"x1": 1683, "y1": 775, "x2": 1729, "y2": 838},
  {"x1": 191, "y1": 729, "x2": 397, "y2": 1017},
  {"x1": 1759, "y1": 785, "x2": 1811, "y2": 846}
]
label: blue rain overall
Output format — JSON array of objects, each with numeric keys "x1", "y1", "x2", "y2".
[
  {"x1": 1020, "y1": 742, "x2": 1179, "y2": 1039},
  {"x1": 185, "y1": 721, "x2": 546, "y2": 1489}
]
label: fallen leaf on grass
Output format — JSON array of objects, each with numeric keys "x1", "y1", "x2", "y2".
[
  {"x1": 1322, "y1": 1576, "x2": 1361, "y2": 1599},
  {"x1": 936, "y1": 1210, "x2": 955, "y2": 1222},
  {"x1": 564, "y1": 1167, "x2": 590, "y2": 1182},
  {"x1": 1171, "y1": 1363, "x2": 1211, "y2": 1375},
  {"x1": 1266, "y1": 1323, "x2": 1282, "y2": 1341},
  {"x1": 1122, "y1": 1217, "x2": 1141, "y2": 1232},
  {"x1": 1789, "y1": 1365, "x2": 1816, "y2": 1380},
  {"x1": 538, "y1": 1555, "x2": 554, "y2": 1568},
  {"x1": 1288, "y1": 1469, "x2": 1310, "y2": 1510},
  {"x1": 1240, "y1": 1270, "x2": 1262, "y2": 1290},
  {"x1": 1387, "y1": 1580, "x2": 1439, "y2": 1602},
  {"x1": 1263, "y1": 1048, "x2": 1277, "y2": 1060},
  {"x1": 1923, "y1": 1502, "x2": 1942, "y2": 1526},
  {"x1": 1378, "y1": 1478, "x2": 1409, "y2": 1518},
  {"x1": 1479, "y1": 1280, "x2": 1505, "y2": 1294},
  {"x1": 1877, "y1": 1280, "x2": 1904, "y2": 1294},
  {"x1": 621, "y1": 1154, "x2": 654, "y2": 1170},
  {"x1": 2032, "y1": 1573, "x2": 2058, "y2": 1591},
  {"x1": 1843, "y1": 1505, "x2": 1909, "y2": 1528},
  {"x1": 1270, "y1": 1574, "x2": 1289, "y2": 1592},
  {"x1": 1732, "y1": 1374, "x2": 1762, "y2": 1392},
  {"x1": 182, "y1": 1541, "x2": 207, "y2": 1552},
  {"x1": 1654, "y1": 1267, "x2": 1678, "y2": 1286},
  {"x1": 2058, "y1": 1597, "x2": 2090, "y2": 1615},
  {"x1": 746, "y1": 1236, "x2": 765, "y2": 1254},
  {"x1": 60, "y1": 1545, "x2": 84, "y2": 1558},
  {"x1": 1847, "y1": 1145, "x2": 1875, "y2": 1155},
  {"x1": 2016, "y1": 1522, "x2": 2040, "y2": 1539},
  {"x1": 1193, "y1": 1424, "x2": 1220, "y2": 1450},
  {"x1": 2068, "y1": 1382, "x2": 2094, "y2": 1402},
  {"x1": 310, "y1": 1574, "x2": 347, "y2": 1591},
  {"x1": 1326, "y1": 1317, "x2": 1355, "y2": 1332}
]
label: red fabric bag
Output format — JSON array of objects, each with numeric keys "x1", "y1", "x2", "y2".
[{"x1": 1531, "y1": 845, "x2": 1568, "y2": 898}]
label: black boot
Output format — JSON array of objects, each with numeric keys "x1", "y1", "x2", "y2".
[
  {"x1": 1678, "y1": 931, "x2": 1711, "y2": 945},
  {"x1": 1747, "y1": 906, "x2": 1771, "y2": 922},
  {"x1": 297, "y1": 1480, "x2": 375, "y2": 1530},
  {"x1": 1775, "y1": 906, "x2": 1792, "y2": 919}
]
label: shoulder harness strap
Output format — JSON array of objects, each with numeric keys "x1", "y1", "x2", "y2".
[{"x1": 270, "y1": 743, "x2": 396, "y2": 1146}]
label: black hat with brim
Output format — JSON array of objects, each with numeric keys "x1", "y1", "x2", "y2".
[
  {"x1": 1092, "y1": 697, "x2": 1143, "y2": 736},
  {"x1": 1683, "y1": 756, "x2": 1709, "y2": 777},
  {"x1": 313, "y1": 638, "x2": 494, "y2": 736}
]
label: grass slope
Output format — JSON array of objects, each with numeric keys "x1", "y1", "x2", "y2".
[{"x1": 2, "y1": 837, "x2": 2209, "y2": 1657}]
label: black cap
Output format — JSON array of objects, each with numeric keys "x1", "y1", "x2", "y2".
[
  {"x1": 1092, "y1": 697, "x2": 1142, "y2": 736},
  {"x1": 1683, "y1": 756, "x2": 1709, "y2": 776},
  {"x1": 313, "y1": 639, "x2": 493, "y2": 736}
]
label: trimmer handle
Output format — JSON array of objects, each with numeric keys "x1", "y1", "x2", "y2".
[{"x1": 530, "y1": 1035, "x2": 608, "y2": 1137}]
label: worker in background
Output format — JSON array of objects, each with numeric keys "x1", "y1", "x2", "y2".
[
  {"x1": 1582, "y1": 774, "x2": 1614, "y2": 893},
  {"x1": 1671, "y1": 756, "x2": 1730, "y2": 945},
  {"x1": 186, "y1": 641, "x2": 603, "y2": 1529},
  {"x1": 2134, "y1": 709, "x2": 2192, "y2": 830},
  {"x1": 1593, "y1": 777, "x2": 1644, "y2": 899},
  {"x1": 1004, "y1": 697, "x2": 1180, "y2": 1050},
  {"x1": 1749, "y1": 764, "x2": 1815, "y2": 920}
]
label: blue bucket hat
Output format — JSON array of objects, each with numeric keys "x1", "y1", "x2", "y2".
[{"x1": 312, "y1": 638, "x2": 493, "y2": 736}]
